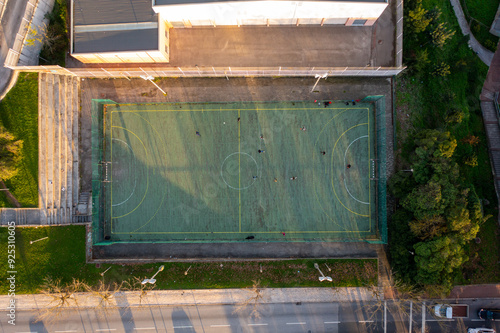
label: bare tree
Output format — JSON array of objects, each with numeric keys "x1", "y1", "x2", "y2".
[
  {"x1": 233, "y1": 280, "x2": 265, "y2": 319},
  {"x1": 124, "y1": 277, "x2": 156, "y2": 305},
  {"x1": 36, "y1": 277, "x2": 82, "y2": 323},
  {"x1": 84, "y1": 280, "x2": 124, "y2": 315}
]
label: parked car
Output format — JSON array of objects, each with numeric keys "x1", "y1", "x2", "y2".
[
  {"x1": 467, "y1": 328, "x2": 496, "y2": 333},
  {"x1": 478, "y1": 309, "x2": 500, "y2": 320}
]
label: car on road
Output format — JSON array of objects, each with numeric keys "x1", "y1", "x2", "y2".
[
  {"x1": 478, "y1": 309, "x2": 500, "y2": 320},
  {"x1": 467, "y1": 328, "x2": 496, "y2": 333}
]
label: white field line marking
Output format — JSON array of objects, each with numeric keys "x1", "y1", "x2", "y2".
[
  {"x1": 324, "y1": 321, "x2": 341, "y2": 324},
  {"x1": 343, "y1": 135, "x2": 370, "y2": 205},
  {"x1": 248, "y1": 323, "x2": 268, "y2": 326},
  {"x1": 172, "y1": 326, "x2": 193, "y2": 329},
  {"x1": 210, "y1": 324, "x2": 230, "y2": 327},
  {"x1": 286, "y1": 322, "x2": 306, "y2": 325}
]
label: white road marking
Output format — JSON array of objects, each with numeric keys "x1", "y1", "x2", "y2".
[
  {"x1": 324, "y1": 321, "x2": 341, "y2": 324},
  {"x1": 286, "y1": 322, "x2": 306, "y2": 325},
  {"x1": 56, "y1": 331, "x2": 77, "y2": 333},
  {"x1": 210, "y1": 325, "x2": 230, "y2": 327},
  {"x1": 173, "y1": 326, "x2": 193, "y2": 329},
  {"x1": 134, "y1": 328, "x2": 156, "y2": 330},
  {"x1": 358, "y1": 321, "x2": 374, "y2": 323},
  {"x1": 96, "y1": 330, "x2": 116, "y2": 332},
  {"x1": 248, "y1": 323, "x2": 268, "y2": 326}
]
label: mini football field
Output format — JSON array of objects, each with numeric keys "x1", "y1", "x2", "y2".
[{"x1": 92, "y1": 101, "x2": 380, "y2": 243}]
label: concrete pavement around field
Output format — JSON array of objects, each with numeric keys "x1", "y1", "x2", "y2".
[{"x1": 0, "y1": 287, "x2": 378, "y2": 311}]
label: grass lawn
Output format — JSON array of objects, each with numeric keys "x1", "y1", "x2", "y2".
[
  {"x1": 0, "y1": 73, "x2": 38, "y2": 207},
  {"x1": 459, "y1": 0, "x2": 499, "y2": 51},
  {"x1": 0, "y1": 225, "x2": 377, "y2": 294}
]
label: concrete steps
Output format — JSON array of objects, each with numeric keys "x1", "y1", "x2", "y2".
[{"x1": 38, "y1": 73, "x2": 80, "y2": 224}]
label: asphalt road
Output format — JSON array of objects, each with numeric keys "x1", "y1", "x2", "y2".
[{"x1": 2, "y1": 300, "x2": 500, "y2": 333}]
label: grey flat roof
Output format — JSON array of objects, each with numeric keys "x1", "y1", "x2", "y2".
[
  {"x1": 155, "y1": 0, "x2": 386, "y2": 4},
  {"x1": 73, "y1": 0, "x2": 157, "y2": 26},
  {"x1": 73, "y1": 0, "x2": 159, "y2": 53},
  {"x1": 73, "y1": 29, "x2": 159, "y2": 53}
]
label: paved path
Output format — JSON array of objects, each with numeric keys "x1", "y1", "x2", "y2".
[
  {"x1": 449, "y1": 0, "x2": 494, "y2": 67},
  {"x1": 0, "y1": 288, "x2": 378, "y2": 311},
  {"x1": 0, "y1": 0, "x2": 54, "y2": 100}
]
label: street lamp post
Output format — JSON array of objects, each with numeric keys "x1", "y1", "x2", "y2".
[
  {"x1": 311, "y1": 73, "x2": 328, "y2": 92},
  {"x1": 314, "y1": 263, "x2": 332, "y2": 282},
  {"x1": 140, "y1": 75, "x2": 167, "y2": 96},
  {"x1": 141, "y1": 265, "x2": 165, "y2": 285},
  {"x1": 30, "y1": 236, "x2": 48, "y2": 244}
]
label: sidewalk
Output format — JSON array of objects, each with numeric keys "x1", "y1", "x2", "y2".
[
  {"x1": 0, "y1": 288, "x2": 378, "y2": 311},
  {"x1": 449, "y1": 0, "x2": 494, "y2": 67},
  {"x1": 449, "y1": 284, "x2": 500, "y2": 299}
]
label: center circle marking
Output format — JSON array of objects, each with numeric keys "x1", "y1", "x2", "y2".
[{"x1": 221, "y1": 152, "x2": 259, "y2": 190}]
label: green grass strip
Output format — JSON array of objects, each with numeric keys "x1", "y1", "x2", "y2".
[
  {"x1": 0, "y1": 73, "x2": 38, "y2": 207},
  {"x1": 0, "y1": 225, "x2": 377, "y2": 294}
]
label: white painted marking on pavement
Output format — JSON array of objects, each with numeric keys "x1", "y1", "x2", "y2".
[
  {"x1": 56, "y1": 331, "x2": 77, "y2": 333},
  {"x1": 173, "y1": 326, "x2": 193, "y2": 329},
  {"x1": 96, "y1": 330, "x2": 116, "y2": 332},
  {"x1": 324, "y1": 321, "x2": 341, "y2": 324},
  {"x1": 134, "y1": 328, "x2": 156, "y2": 330},
  {"x1": 210, "y1": 325, "x2": 230, "y2": 327},
  {"x1": 286, "y1": 322, "x2": 306, "y2": 325},
  {"x1": 358, "y1": 321, "x2": 374, "y2": 323},
  {"x1": 248, "y1": 323, "x2": 268, "y2": 326}
]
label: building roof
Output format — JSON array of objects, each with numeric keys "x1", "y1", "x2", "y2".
[
  {"x1": 73, "y1": 29, "x2": 159, "y2": 53},
  {"x1": 73, "y1": 0, "x2": 159, "y2": 53},
  {"x1": 73, "y1": 0, "x2": 157, "y2": 26}
]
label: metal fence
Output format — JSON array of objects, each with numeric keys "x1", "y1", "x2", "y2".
[
  {"x1": 6, "y1": 65, "x2": 405, "y2": 78},
  {"x1": 361, "y1": 95, "x2": 388, "y2": 244}
]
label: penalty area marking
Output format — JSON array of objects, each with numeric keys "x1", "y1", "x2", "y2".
[
  {"x1": 343, "y1": 135, "x2": 369, "y2": 205},
  {"x1": 111, "y1": 138, "x2": 137, "y2": 207}
]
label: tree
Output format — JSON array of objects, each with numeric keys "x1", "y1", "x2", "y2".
[
  {"x1": 414, "y1": 236, "x2": 467, "y2": 286},
  {"x1": 408, "y1": 1, "x2": 432, "y2": 33},
  {"x1": 432, "y1": 62, "x2": 451, "y2": 77},
  {"x1": 0, "y1": 125, "x2": 23, "y2": 180},
  {"x1": 409, "y1": 215, "x2": 447, "y2": 240},
  {"x1": 402, "y1": 181, "x2": 443, "y2": 219},
  {"x1": 430, "y1": 23, "x2": 455, "y2": 48}
]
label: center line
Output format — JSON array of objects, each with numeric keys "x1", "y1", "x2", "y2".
[{"x1": 286, "y1": 322, "x2": 306, "y2": 325}]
